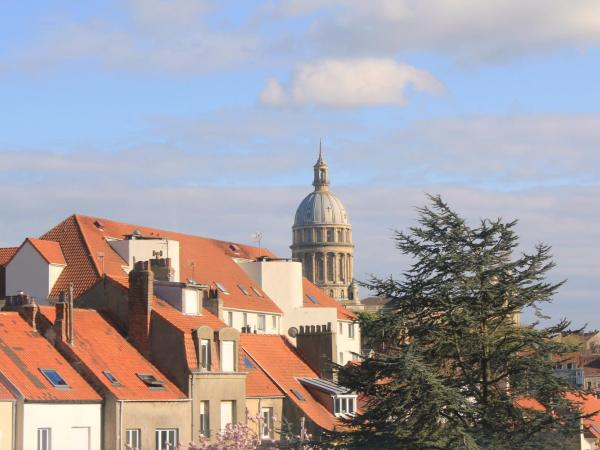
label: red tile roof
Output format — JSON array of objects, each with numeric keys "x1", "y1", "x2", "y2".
[
  {"x1": 0, "y1": 312, "x2": 101, "y2": 402},
  {"x1": 38, "y1": 306, "x2": 187, "y2": 401},
  {"x1": 107, "y1": 275, "x2": 227, "y2": 370},
  {"x1": 0, "y1": 382, "x2": 14, "y2": 400},
  {"x1": 26, "y1": 238, "x2": 66, "y2": 265},
  {"x1": 0, "y1": 247, "x2": 18, "y2": 266},
  {"x1": 302, "y1": 279, "x2": 355, "y2": 321},
  {"x1": 241, "y1": 334, "x2": 338, "y2": 430},
  {"x1": 241, "y1": 349, "x2": 283, "y2": 398}
]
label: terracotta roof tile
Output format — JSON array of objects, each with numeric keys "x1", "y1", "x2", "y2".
[
  {"x1": 0, "y1": 381, "x2": 14, "y2": 400},
  {"x1": 0, "y1": 247, "x2": 18, "y2": 266},
  {"x1": 0, "y1": 312, "x2": 101, "y2": 402},
  {"x1": 302, "y1": 279, "x2": 356, "y2": 321},
  {"x1": 241, "y1": 334, "x2": 338, "y2": 430},
  {"x1": 38, "y1": 306, "x2": 187, "y2": 401},
  {"x1": 25, "y1": 238, "x2": 66, "y2": 265},
  {"x1": 241, "y1": 349, "x2": 283, "y2": 398}
]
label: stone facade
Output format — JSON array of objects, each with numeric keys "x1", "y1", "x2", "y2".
[{"x1": 291, "y1": 146, "x2": 359, "y2": 305}]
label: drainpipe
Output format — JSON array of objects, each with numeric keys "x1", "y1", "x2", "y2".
[
  {"x1": 190, "y1": 375, "x2": 195, "y2": 442},
  {"x1": 118, "y1": 400, "x2": 124, "y2": 450},
  {"x1": 11, "y1": 399, "x2": 16, "y2": 450}
]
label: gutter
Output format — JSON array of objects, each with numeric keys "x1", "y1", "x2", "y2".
[{"x1": 118, "y1": 399, "x2": 123, "y2": 450}]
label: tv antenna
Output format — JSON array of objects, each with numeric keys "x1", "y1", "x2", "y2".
[{"x1": 251, "y1": 232, "x2": 263, "y2": 257}]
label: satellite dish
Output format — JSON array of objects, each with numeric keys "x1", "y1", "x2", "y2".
[{"x1": 288, "y1": 327, "x2": 299, "y2": 338}]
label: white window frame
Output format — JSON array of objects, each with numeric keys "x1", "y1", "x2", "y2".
[
  {"x1": 221, "y1": 341, "x2": 235, "y2": 372},
  {"x1": 257, "y1": 314, "x2": 266, "y2": 331},
  {"x1": 271, "y1": 315, "x2": 277, "y2": 330},
  {"x1": 338, "y1": 322, "x2": 343, "y2": 335},
  {"x1": 220, "y1": 400, "x2": 235, "y2": 431},
  {"x1": 155, "y1": 429, "x2": 178, "y2": 450},
  {"x1": 200, "y1": 339, "x2": 211, "y2": 371},
  {"x1": 261, "y1": 406, "x2": 274, "y2": 439},
  {"x1": 126, "y1": 429, "x2": 141, "y2": 449},
  {"x1": 349, "y1": 323, "x2": 355, "y2": 339},
  {"x1": 339, "y1": 351, "x2": 344, "y2": 364},
  {"x1": 200, "y1": 400, "x2": 210, "y2": 437},
  {"x1": 334, "y1": 395, "x2": 357, "y2": 416},
  {"x1": 37, "y1": 428, "x2": 51, "y2": 450},
  {"x1": 227, "y1": 311, "x2": 233, "y2": 326}
]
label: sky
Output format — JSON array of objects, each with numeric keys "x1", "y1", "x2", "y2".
[{"x1": 1, "y1": 0, "x2": 599, "y2": 328}]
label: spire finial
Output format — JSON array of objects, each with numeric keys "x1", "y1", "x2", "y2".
[
  {"x1": 313, "y1": 140, "x2": 329, "y2": 190},
  {"x1": 318, "y1": 139, "x2": 324, "y2": 162}
]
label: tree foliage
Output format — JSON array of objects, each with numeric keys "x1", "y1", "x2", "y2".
[{"x1": 334, "y1": 195, "x2": 584, "y2": 449}]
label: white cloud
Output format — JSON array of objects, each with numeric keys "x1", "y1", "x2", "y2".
[
  {"x1": 273, "y1": 0, "x2": 600, "y2": 62},
  {"x1": 260, "y1": 59, "x2": 443, "y2": 107}
]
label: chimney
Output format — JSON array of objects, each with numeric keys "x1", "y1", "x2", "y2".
[
  {"x1": 20, "y1": 302, "x2": 38, "y2": 332},
  {"x1": 128, "y1": 260, "x2": 153, "y2": 358},
  {"x1": 296, "y1": 323, "x2": 337, "y2": 380},
  {"x1": 66, "y1": 284, "x2": 74, "y2": 346},
  {"x1": 150, "y1": 257, "x2": 173, "y2": 282},
  {"x1": 55, "y1": 293, "x2": 67, "y2": 341}
]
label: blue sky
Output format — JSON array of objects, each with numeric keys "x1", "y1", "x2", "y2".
[{"x1": 1, "y1": 0, "x2": 599, "y2": 327}]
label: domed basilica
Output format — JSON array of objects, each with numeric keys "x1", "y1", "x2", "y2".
[{"x1": 291, "y1": 145, "x2": 359, "y2": 306}]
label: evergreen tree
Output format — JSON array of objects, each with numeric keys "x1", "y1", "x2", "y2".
[{"x1": 334, "y1": 195, "x2": 584, "y2": 449}]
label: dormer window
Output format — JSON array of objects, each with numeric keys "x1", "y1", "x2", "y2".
[
  {"x1": 221, "y1": 341, "x2": 235, "y2": 372},
  {"x1": 334, "y1": 395, "x2": 356, "y2": 416},
  {"x1": 200, "y1": 339, "x2": 212, "y2": 371},
  {"x1": 40, "y1": 368, "x2": 69, "y2": 388},
  {"x1": 215, "y1": 282, "x2": 230, "y2": 295},
  {"x1": 137, "y1": 373, "x2": 164, "y2": 389}
]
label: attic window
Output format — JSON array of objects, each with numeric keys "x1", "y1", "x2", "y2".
[
  {"x1": 215, "y1": 282, "x2": 230, "y2": 295},
  {"x1": 251, "y1": 287, "x2": 263, "y2": 297},
  {"x1": 238, "y1": 284, "x2": 250, "y2": 296},
  {"x1": 243, "y1": 356, "x2": 255, "y2": 369},
  {"x1": 137, "y1": 373, "x2": 165, "y2": 389},
  {"x1": 40, "y1": 369, "x2": 69, "y2": 388},
  {"x1": 93, "y1": 220, "x2": 104, "y2": 229},
  {"x1": 291, "y1": 389, "x2": 305, "y2": 401},
  {"x1": 103, "y1": 371, "x2": 120, "y2": 386},
  {"x1": 229, "y1": 244, "x2": 240, "y2": 252},
  {"x1": 306, "y1": 294, "x2": 319, "y2": 304}
]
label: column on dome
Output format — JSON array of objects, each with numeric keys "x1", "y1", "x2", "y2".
[
  {"x1": 332, "y1": 251, "x2": 337, "y2": 283},
  {"x1": 339, "y1": 253, "x2": 345, "y2": 282}
]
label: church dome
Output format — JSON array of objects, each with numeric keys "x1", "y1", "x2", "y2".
[{"x1": 294, "y1": 190, "x2": 349, "y2": 226}]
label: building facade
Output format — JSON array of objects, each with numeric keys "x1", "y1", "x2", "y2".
[{"x1": 291, "y1": 146, "x2": 359, "y2": 306}]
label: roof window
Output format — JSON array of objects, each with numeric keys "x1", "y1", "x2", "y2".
[
  {"x1": 229, "y1": 244, "x2": 240, "y2": 252},
  {"x1": 103, "y1": 371, "x2": 120, "y2": 386},
  {"x1": 215, "y1": 282, "x2": 230, "y2": 295},
  {"x1": 40, "y1": 368, "x2": 69, "y2": 388},
  {"x1": 137, "y1": 373, "x2": 165, "y2": 389},
  {"x1": 238, "y1": 284, "x2": 251, "y2": 296},
  {"x1": 251, "y1": 286, "x2": 263, "y2": 297},
  {"x1": 242, "y1": 355, "x2": 255, "y2": 369},
  {"x1": 291, "y1": 389, "x2": 305, "y2": 401},
  {"x1": 306, "y1": 294, "x2": 319, "y2": 304}
]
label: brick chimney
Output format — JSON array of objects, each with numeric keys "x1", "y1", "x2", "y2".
[
  {"x1": 150, "y1": 257, "x2": 172, "y2": 282},
  {"x1": 296, "y1": 323, "x2": 337, "y2": 380},
  {"x1": 20, "y1": 302, "x2": 38, "y2": 332},
  {"x1": 128, "y1": 260, "x2": 153, "y2": 358},
  {"x1": 54, "y1": 296, "x2": 67, "y2": 341}
]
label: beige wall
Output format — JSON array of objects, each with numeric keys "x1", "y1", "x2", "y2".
[
  {"x1": 192, "y1": 373, "x2": 246, "y2": 442},
  {"x1": 5, "y1": 242, "x2": 53, "y2": 304},
  {"x1": 0, "y1": 401, "x2": 14, "y2": 450},
  {"x1": 246, "y1": 397, "x2": 283, "y2": 442}
]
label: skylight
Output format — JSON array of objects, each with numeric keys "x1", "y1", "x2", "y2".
[
  {"x1": 242, "y1": 356, "x2": 255, "y2": 369},
  {"x1": 251, "y1": 286, "x2": 263, "y2": 297},
  {"x1": 306, "y1": 294, "x2": 319, "y2": 304},
  {"x1": 215, "y1": 282, "x2": 230, "y2": 295},
  {"x1": 137, "y1": 373, "x2": 165, "y2": 389},
  {"x1": 291, "y1": 389, "x2": 305, "y2": 401},
  {"x1": 40, "y1": 368, "x2": 69, "y2": 388},
  {"x1": 103, "y1": 370, "x2": 120, "y2": 385},
  {"x1": 238, "y1": 284, "x2": 250, "y2": 296}
]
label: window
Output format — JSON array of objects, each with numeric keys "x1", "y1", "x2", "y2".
[
  {"x1": 339, "y1": 352, "x2": 344, "y2": 364},
  {"x1": 238, "y1": 284, "x2": 250, "y2": 296},
  {"x1": 215, "y1": 282, "x2": 230, "y2": 295},
  {"x1": 200, "y1": 401, "x2": 210, "y2": 437},
  {"x1": 337, "y1": 229, "x2": 343, "y2": 242},
  {"x1": 317, "y1": 228, "x2": 323, "y2": 242},
  {"x1": 306, "y1": 294, "x2": 319, "y2": 304},
  {"x1": 243, "y1": 355, "x2": 255, "y2": 369},
  {"x1": 37, "y1": 428, "x2": 51, "y2": 450},
  {"x1": 126, "y1": 429, "x2": 141, "y2": 449},
  {"x1": 340, "y1": 289, "x2": 346, "y2": 299},
  {"x1": 155, "y1": 429, "x2": 178, "y2": 450},
  {"x1": 334, "y1": 396, "x2": 357, "y2": 416},
  {"x1": 304, "y1": 229, "x2": 312, "y2": 243},
  {"x1": 227, "y1": 311, "x2": 233, "y2": 326},
  {"x1": 327, "y1": 253, "x2": 334, "y2": 281},
  {"x1": 261, "y1": 407, "x2": 274, "y2": 439},
  {"x1": 243, "y1": 313, "x2": 248, "y2": 327},
  {"x1": 200, "y1": 339, "x2": 211, "y2": 370},
  {"x1": 349, "y1": 323, "x2": 355, "y2": 339},
  {"x1": 291, "y1": 389, "x2": 305, "y2": 401},
  {"x1": 103, "y1": 371, "x2": 120, "y2": 385},
  {"x1": 221, "y1": 341, "x2": 235, "y2": 372},
  {"x1": 183, "y1": 289, "x2": 200, "y2": 315},
  {"x1": 271, "y1": 315, "x2": 277, "y2": 330},
  {"x1": 257, "y1": 314, "x2": 266, "y2": 331},
  {"x1": 220, "y1": 401, "x2": 235, "y2": 431},
  {"x1": 327, "y1": 228, "x2": 334, "y2": 242},
  {"x1": 338, "y1": 322, "x2": 343, "y2": 334},
  {"x1": 40, "y1": 369, "x2": 69, "y2": 388},
  {"x1": 251, "y1": 286, "x2": 263, "y2": 297},
  {"x1": 137, "y1": 373, "x2": 164, "y2": 389}
]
